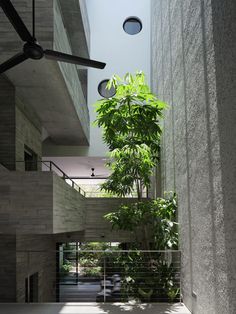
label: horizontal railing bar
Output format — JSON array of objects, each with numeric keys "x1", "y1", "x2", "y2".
[
  {"x1": 14, "y1": 160, "x2": 86, "y2": 197},
  {"x1": 70, "y1": 177, "x2": 109, "y2": 180},
  {"x1": 16, "y1": 250, "x2": 181, "y2": 253}
]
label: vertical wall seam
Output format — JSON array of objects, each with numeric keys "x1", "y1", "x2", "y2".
[
  {"x1": 180, "y1": 0, "x2": 194, "y2": 310},
  {"x1": 168, "y1": 0, "x2": 176, "y2": 191},
  {"x1": 160, "y1": 0, "x2": 166, "y2": 194}
]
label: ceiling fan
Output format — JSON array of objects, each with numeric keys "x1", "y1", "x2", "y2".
[
  {"x1": 90, "y1": 168, "x2": 107, "y2": 178},
  {"x1": 0, "y1": 0, "x2": 106, "y2": 74}
]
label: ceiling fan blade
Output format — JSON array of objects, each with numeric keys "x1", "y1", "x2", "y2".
[
  {"x1": 0, "y1": 0, "x2": 33, "y2": 42},
  {"x1": 0, "y1": 52, "x2": 28, "y2": 74},
  {"x1": 44, "y1": 50, "x2": 106, "y2": 69}
]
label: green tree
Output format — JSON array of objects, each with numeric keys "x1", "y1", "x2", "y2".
[
  {"x1": 94, "y1": 72, "x2": 178, "y2": 251},
  {"x1": 93, "y1": 73, "x2": 179, "y2": 302},
  {"x1": 94, "y1": 72, "x2": 166, "y2": 199},
  {"x1": 104, "y1": 192, "x2": 178, "y2": 250}
]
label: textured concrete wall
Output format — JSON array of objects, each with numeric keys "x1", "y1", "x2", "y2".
[
  {"x1": 0, "y1": 172, "x2": 86, "y2": 234},
  {"x1": 59, "y1": 0, "x2": 90, "y2": 57},
  {"x1": 0, "y1": 0, "x2": 89, "y2": 146},
  {"x1": 79, "y1": 0, "x2": 90, "y2": 53},
  {"x1": 0, "y1": 172, "x2": 53, "y2": 234},
  {"x1": 16, "y1": 234, "x2": 56, "y2": 302},
  {"x1": 0, "y1": 235, "x2": 16, "y2": 302},
  {"x1": 0, "y1": 77, "x2": 42, "y2": 171},
  {"x1": 53, "y1": 173, "x2": 86, "y2": 233},
  {"x1": 84, "y1": 198, "x2": 138, "y2": 242},
  {"x1": 210, "y1": 1, "x2": 236, "y2": 312},
  {"x1": 0, "y1": 235, "x2": 56, "y2": 302},
  {"x1": 0, "y1": 77, "x2": 16, "y2": 170},
  {"x1": 54, "y1": 0, "x2": 89, "y2": 144},
  {"x1": 151, "y1": 1, "x2": 236, "y2": 313},
  {"x1": 0, "y1": 0, "x2": 53, "y2": 56},
  {"x1": 15, "y1": 105, "x2": 42, "y2": 170}
]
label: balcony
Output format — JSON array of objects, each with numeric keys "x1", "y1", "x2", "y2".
[
  {"x1": 0, "y1": 161, "x2": 142, "y2": 239},
  {"x1": 0, "y1": 161, "x2": 86, "y2": 234}
]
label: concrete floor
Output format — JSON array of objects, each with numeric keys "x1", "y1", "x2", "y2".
[
  {"x1": 60, "y1": 282, "x2": 101, "y2": 302},
  {"x1": 0, "y1": 303, "x2": 191, "y2": 314}
]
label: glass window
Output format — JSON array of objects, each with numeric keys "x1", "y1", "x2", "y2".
[
  {"x1": 98, "y1": 79, "x2": 116, "y2": 98},
  {"x1": 123, "y1": 17, "x2": 142, "y2": 35}
]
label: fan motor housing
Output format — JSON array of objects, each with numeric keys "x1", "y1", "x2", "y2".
[{"x1": 23, "y1": 42, "x2": 44, "y2": 60}]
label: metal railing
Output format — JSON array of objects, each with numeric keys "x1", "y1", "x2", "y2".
[
  {"x1": 72, "y1": 178, "x2": 148, "y2": 198},
  {"x1": 5, "y1": 160, "x2": 148, "y2": 199},
  {"x1": 15, "y1": 249, "x2": 181, "y2": 303},
  {"x1": 14, "y1": 160, "x2": 86, "y2": 197}
]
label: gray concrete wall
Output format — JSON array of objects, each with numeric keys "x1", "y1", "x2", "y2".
[
  {"x1": 0, "y1": 235, "x2": 16, "y2": 302},
  {"x1": 0, "y1": 77, "x2": 16, "y2": 170},
  {"x1": 16, "y1": 234, "x2": 56, "y2": 302},
  {"x1": 0, "y1": 77, "x2": 42, "y2": 171},
  {"x1": 79, "y1": 0, "x2": 90, "y2": 53},
  {"x1": 59, "y1": 0, "x2": 90, "y2": 57},
  {"x1": 0, "y1": 172, "x2": 86, "y2": 234},
  {"x1": 0, "y1": 235, "x2": 56, "y2": 303},
  {"x1": 210, "y1": 1, "x2": 236, "y2": 312},
  {"x1": 15, "y1": 104, "x2": 42, "y2": 170},
  {"x1": 0, "y1": 0, "x2": 54, "y2": 56},
  {"x1": 151, "y1": 1, "x2": 236, "y2": 313},
  {"x1": 0, "y1": 0, "x2": 90, "y2": 146},
  {"x1": 84, "y1": 198, "x2": 138, "y2": 242},
  {"x1": 53, "y1": 173, "x2": 86, "y2": 233},
  {"x1": 0, "y1": 172, "x2": 53, "y2": 234},
  {"x1": 54, "y1": 0, "x2": 89, "y2": 144}
]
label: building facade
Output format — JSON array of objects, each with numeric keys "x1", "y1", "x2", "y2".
[
  {"x1": 0, "y1": 0, "x2": 235, "y2": 313},
  {"x1": 151, "y1": 0, "x2": 236, "y2": 313}
]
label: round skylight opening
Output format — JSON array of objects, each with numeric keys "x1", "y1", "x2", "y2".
[
  {"x1": 98, "y1": 79, "x2": 116, "y2": 98},
  {"x1": 123, "y1": 17, "x2": 142, "y2": 35}
]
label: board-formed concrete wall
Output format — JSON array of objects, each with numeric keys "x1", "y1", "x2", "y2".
[
  {"x1": 0, "y1": 77, "x2": 16, "y2": 170},
  {"x1": 84, "y1": 198, "x2": 139, "y2": 242},
  {"x1": 0, "y1": 234, "x2": 56, "y2": 302},
  {"x1": 0, "y1": 172, "x2": 86, "y2": 234},
  {"x1": 15, "y1": 105, "x2": 42, "y2": 170},
  {"x1": 0, "y1": 235, "x2": 17, "y2": 302},
  {"x1": 16, "y1": 234, "x2": 56, "y2": 302},
  {"x1": 151, "y1": 1, "x2": 236, "y2": 313},
  {"x1": 0, "y1": 77, "x2": 42, "y2": 171},
  {"x1": 54, "y1": 0, "x2": 89, "y2": 144},
  {"x1": 53, "y1": 173, "x2": 86, "y2": 233}
]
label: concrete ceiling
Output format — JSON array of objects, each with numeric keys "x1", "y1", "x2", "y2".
[
  {"x1": 0, "y1": 0, "x2": 90, "y2": 145},
  {"x1": 2, "y1": 57, "x2": 89, "y2": 145}
]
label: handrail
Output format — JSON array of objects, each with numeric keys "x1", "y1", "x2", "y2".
[
  {"x1": 73, "y1": 177, "x2": 147, "y2": 198},
  {"x1": 16, "y1": 249, "x2": 181, "y2": 303},
  {"x1": 16, "y1": 249, "x2": 181, "y2": 253},
  {"x1": 15, "y1": 160, "x2": 86, "y2": 197}
]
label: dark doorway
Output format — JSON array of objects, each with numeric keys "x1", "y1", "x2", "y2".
[{"x1": 25, "y1": 272, "x2": 39, "y2": 302}]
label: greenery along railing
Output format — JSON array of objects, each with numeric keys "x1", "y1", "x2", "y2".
[
  {"x1": 14, "y1": 160, "x2": 86, "y2": 197},
  {"x1": 59, "y1": 249, "x2": 181, "y2": 303},
  {"x1": 70, "y1": 177, "x2": 148, "y2": 198},
  {"x1": 18, "y1": 249, "x2": 181, "y2": 303},
  {"x1": 6, "y1": 160, "x2": 148, "y2": 199}
]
